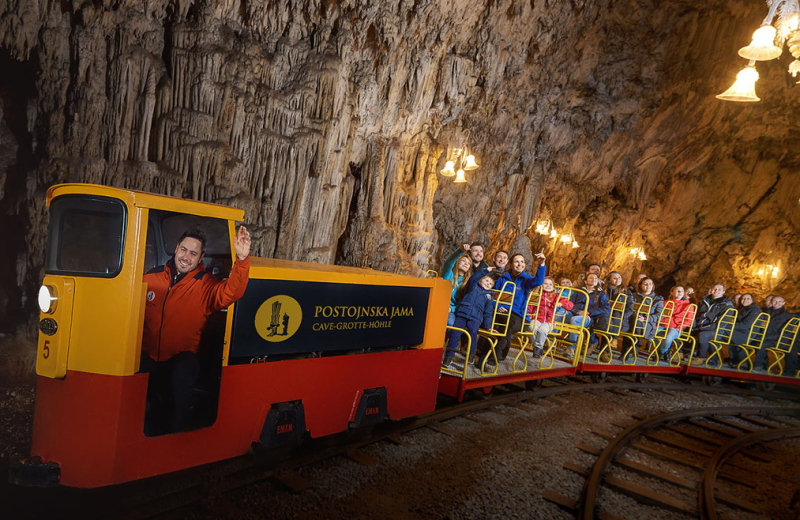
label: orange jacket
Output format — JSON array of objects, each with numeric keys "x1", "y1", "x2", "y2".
[{"x1": 142, "y1": 256, "x2": 250, "y2": 362}]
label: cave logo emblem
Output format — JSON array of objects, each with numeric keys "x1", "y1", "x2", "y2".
[{"x1": 255, "y1": 295, "x2": 302, "y2": 342}]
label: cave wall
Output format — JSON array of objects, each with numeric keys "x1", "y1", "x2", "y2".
[{"x1": 0, "y1": 0, "x2": 798, "y2": 349}]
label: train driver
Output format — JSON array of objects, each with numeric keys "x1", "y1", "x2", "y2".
[{"x1": 140, "y1": 226, "x2": 251, "y2": 432}]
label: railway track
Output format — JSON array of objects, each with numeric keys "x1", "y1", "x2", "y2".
[
  {"x1": 4, "y1": 377, "x2": 798, "y2": 519},
  {"x1": 544, "y1": 401, "x2": 800, "y2": 519}
]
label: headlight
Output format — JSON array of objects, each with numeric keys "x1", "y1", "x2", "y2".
[{"x1": 38, "y1": 285, "x2": 58, "y2": 314}]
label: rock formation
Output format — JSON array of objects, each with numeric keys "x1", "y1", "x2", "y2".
[{"x1": 0, "y1": 0, "x2": 798, "y2": 359}]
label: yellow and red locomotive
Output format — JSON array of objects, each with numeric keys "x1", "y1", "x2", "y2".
[{"x1": 17, "y1": 184, "x2": 450, "y2": 488}]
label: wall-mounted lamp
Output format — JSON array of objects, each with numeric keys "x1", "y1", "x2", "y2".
[
  {"x1": 630, "y1": 247, "x2": 647, "y2": 261},
  {"x1": 718, "y1": 0, "x2": 800, "y2": 102},
  {"x1": 439, "y1": 129, "x2": 479, "y2": 182}
]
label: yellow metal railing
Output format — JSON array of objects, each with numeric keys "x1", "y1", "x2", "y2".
[
  {"x1": 734, "y1": 312, "x2": 771, "y2": 373},
  {"x1": 548, "y1": 287, "x2": 590, "y2": 367},
  {"x1": 440, "y1": 325, "x2": 472, "y2": 379},
  {"x1": 646, "y1": 300, "x2": 675, "y2": 366},
  {"x1": 705, "y1": 307, "x2": 738, "y2": 369},
  {"x1": 667, "y1": 304, "x2": 697, "y2": 367},
  {"x1": 475, "y1": 281, "x2": 516, "y2": 376},
  {"x1": 765, "y1": 317, "x2": 800, "y2": 376},
  {"x1": 618, "y1": 296, "x2": 654, "y2": 366},
  {"x1": 592, "y1": 293, "x2": 627, "y2": 365},
  {"x1": 512, "y1": 288, "x2": 543, "y2": 373}
]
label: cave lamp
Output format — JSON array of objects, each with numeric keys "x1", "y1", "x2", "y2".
[
  {"x1": 720, "y1": 1, "x2": 800, "y2": 102},
  {"x1": 560, "y1": 233, "x2": 573, "y2": 244},
  {"x1": 758, "y1": 268, "x2": 765, "y2": 275},
  {"x1": 716, "y1": 64, "x2": 761, "y2": 102},
  {"x1": 638, "y1": 251, "x2": 647, "y2": 261},
  {"x1": 463, "y1": 154, "x2": 479, "y2": 170},
  {"x1": 772, "y1": 266, "x2": 780, "y2": 277},
  {"x1": 572, "y1": 240, "x2": 579, "y2": 249},
  {"x1": 454, "y1": 169, "x2": 467, "y2": 183},
  {"x1": 536, "y1": 220, "x2": 551, "y2": 235},
  {"x1": 440, "y1": 161, "x2": 456, "y2": 177},
  {"x1": 549, "y1": 228, "x2": 558, "y2": 239}
]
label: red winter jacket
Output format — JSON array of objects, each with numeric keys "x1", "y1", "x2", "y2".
[
  {"x1": 142, "y1": 256, "x2": 250, "y2": 362},
  {"x1": 528, "y1": 291, "x2": 574, "y2": 323},
  {"x1": 661, "y1": 299, "x2": 696, "y2": 330}
]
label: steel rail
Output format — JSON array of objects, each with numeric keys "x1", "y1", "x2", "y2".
[
  {"x1": 578, "y1": 405, "x2": 800, "y2": 520},
  {"x1": 700, "y1": 426, "x2": 800, "y2": 520}
]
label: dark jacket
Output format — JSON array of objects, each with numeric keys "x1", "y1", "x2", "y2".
[
  {"x1": 625, "y1": 293, "x2": 664, "y2": 340},
  {"x1": 731, "y1": 304, "x2": 762, "y2": 346},
  {"x1": 763, "y1": 308, "x2": 796, "y2": 349},
  {"x1": 454, "y1": 274, "x2": 495, "y2": 329},
  {"x1": 571, "y1": 288, "x2": 610, "y2": 318},
  {"x1": 694, "y1": 295, "x2": 735, "y2": 332},
  {"x1": 605, "y1": 285, "x2": 628, "y2": 303}
]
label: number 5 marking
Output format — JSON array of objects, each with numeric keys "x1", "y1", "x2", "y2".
[{"x1": 43, "y1": 340, "x2": 50, "y2": 360}]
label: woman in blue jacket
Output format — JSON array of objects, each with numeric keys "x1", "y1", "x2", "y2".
[{"x1": 486, "y1": 252, "x2": 547, "y2": 362}]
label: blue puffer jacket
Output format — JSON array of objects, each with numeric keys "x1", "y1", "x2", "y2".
[
  {"x1": 454, "y1": 275, "x2": 495, "y2": 328},
  {"x1": 491, "y1": 265, "x2": 547, "y2": 317}
]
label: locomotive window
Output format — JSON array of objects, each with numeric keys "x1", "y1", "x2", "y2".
[
  {"x1": 45, "y1": 196, "x2": 126, "y2": 277},
  {"x1": 161, "y1": 214, "x2": 229, "y2": 256}
]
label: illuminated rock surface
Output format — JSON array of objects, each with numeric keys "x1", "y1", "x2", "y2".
[{"x1": 0, "y1": 0, "x2": 797, "y2": 360}]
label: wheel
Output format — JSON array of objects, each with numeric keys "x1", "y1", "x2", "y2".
[
  {"x1": 702, "y1": 375, "x2": 723, "y2": 387},
  {"x1": 591, "y1": 372, "x2": 608, "y2": 384},
  {"x1": 635, "y1": 373, "x2": 649, "y2": 383},
  {"x1": 756, "y1": 381, "x2": 776, "y2": 392},
  {"x1": 525, "y1": 379, "x2": 544, "y2": 390},
  {"x1": 468, "y1": 387, "x2": 495, "y2": 400}
]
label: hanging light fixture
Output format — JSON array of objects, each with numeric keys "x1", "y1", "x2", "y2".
[
  {"x1": 720, "y1": 1, "x2": 800, "y2": 102},
  {"x1": 716, "y1": 63, "x2": 761, "y2": 102},
  {"x1": 572, "y1": 240, "x2": 579, "y2": 249},
  {"x1": 638, "y1": 251, "x2": 647, "y2": 261},
  {"x1": 440, "y1": 161, "x2": 456, "y2": 177},
  {"x1": 549, "y1": 228, "x2": 558, "y2": 239},
  {"x1": 438, "y1": 127, "x2": 480, "y2": 182},
  {"x1": 560, "y1": 233, "x2": 573, "y2": 244},
  {"x1": 536, "y1": 220, "x2": 551, "y2": 235}
]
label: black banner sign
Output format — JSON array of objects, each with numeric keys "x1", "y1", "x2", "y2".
[{"x1": 229, "y1": 279, "x2": 430, "y2": 360}]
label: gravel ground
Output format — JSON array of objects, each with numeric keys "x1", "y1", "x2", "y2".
[{"x1": 2, "y1": 378, "x2": 800, "y2": 519}]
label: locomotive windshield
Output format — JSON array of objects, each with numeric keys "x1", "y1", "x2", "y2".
[{"x1": 45, "y1": 196, "x2": 126, "y2": 277}]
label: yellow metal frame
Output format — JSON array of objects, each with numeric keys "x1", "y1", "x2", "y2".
[
  {"x1": 668, "y1": 304, "x2": 697, "y2": 367},
  {"x1": 549, "y1": 287, "x2": 590, "y2": 367},
  {"x1": 426, "y1": 269, "x2": 439, "y2": 278},
  {"x1": 440, "y1": 325, "x2": 472, "y2": 379},
  {"x1": 512, "y1": 287, "x2": 544, "y2": 372},
  {"x1": 734, "y1": 312, "x2": 771, "y2": 373},
  {"x1": 765, "y1": 317, "x2": 800, "y2": 376},
  {"x1": 591, "y1": 293, "x2": 627, "y2": 365},
  {"x1": 646, "y1": 300, "x2": 675, "y2": 366},
  {"x1": 475, "y1": 281, "x2": 516, "y2": 376},
  {"x1": 618, "y1": 296, "x2": 653, "y2": 366},
  {"x1": 705, "y1": 307, "x2": 737, "y2": 369}
]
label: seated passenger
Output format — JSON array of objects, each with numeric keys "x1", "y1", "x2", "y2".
[
  {"x1": 731, "y1": 292, "x2": 743, "y2": 308},
  {"x1": 477, "y1": 252, "x2": 546, "y2": 364},
  {"x1": 685, "y1": 286, "x2": 697, "y2": 305},
  {"x1": 727, "y1": 293, "x2": 761, "y2": 368},
  {"x1": 442, "y1": 274, "x2": 497, "y2": 369},
  {"x1": 525, "y1": 276, "x2": 573, "y2": 358},
  {"x1": 628, "y1": 272, "x2": 648, "y2": 294},
  {"x1": 762, "y1": 294, "x2": 775, "y2": 311},
  {"x1": 690, "y1": 283, "x2": 734, "y2": 366},
  {"x1": 605, "y1": 271, "x2": 627, "y2": 302},
  {"x1": 577, "y1": 263, "x2": 605, "y2": 290},
  {"x1": 658, "y1": 286, "x2": 695, "y2": 362},
  {"x1": 441, "y1": 251, "x2": 473, "y2": 326},
  {"x1": 624, "y1": 277, "x2": 664, "y2": 346},
  {"x1": 757, "y1": 295, "x2": 794, "y2": 372},
  {"x1": 566, "y1": 273, "x2": 610, "y2": 355}
]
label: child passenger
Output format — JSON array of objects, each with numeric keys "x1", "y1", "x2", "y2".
[
  {"x1": 526, "y1": 277, "x2": 573, "y2": 358},
  {"x1": 442, "y1": 274, "x2": 497, "y2": 369}
]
